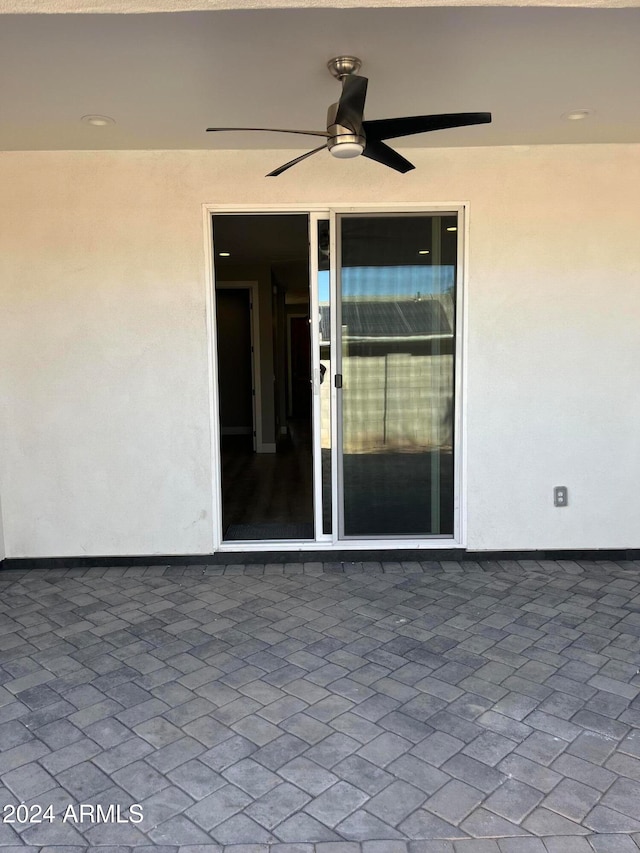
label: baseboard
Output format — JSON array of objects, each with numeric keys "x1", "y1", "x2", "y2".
[
  {"x1": 257, "y1": 443, "x2": 277, "y2": 453},
  {"x1": 1, "y1": 548, "x2": 638, "y2": 572}
]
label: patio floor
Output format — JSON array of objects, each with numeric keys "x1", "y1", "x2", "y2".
[{"x1": 1, "y1": 558, "x2": 640, "y2": 853}]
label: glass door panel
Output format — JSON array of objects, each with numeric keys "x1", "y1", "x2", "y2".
[
  {"x1": 317, "y1": 220, "x2": 332, "y2": 534},
  {"x1": 336, "y1": 213, "x2": 457, "y2": 538}
]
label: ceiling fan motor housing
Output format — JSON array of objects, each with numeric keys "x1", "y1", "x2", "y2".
[{"x1": 326, "y1": 102, "x2": 366, "y2": 159}]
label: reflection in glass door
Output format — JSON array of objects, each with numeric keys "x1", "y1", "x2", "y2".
[{"x1": 335, "y1": 213, "x2": 458, "y2": 538}]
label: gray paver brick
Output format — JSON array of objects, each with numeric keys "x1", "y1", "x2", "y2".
[
  {"x1": 442, "y1": 754, "x2": 506, "y2": 793},
  {"x1": 273, "y1": 812, "x2": 341, "y2": 842},
  {"x1": 453, "y1": 842, "x2": 501, "y2": 853},
  {"x1": 423, "y1": 779, "x2": 484, "y2": 825},
  {"x1": 168, "y1": 758, "x2": 226, "y2": 799},
  {"x1": 210, "y1": 813, "x2": 276, "y2": 843},
  {"x1": 516, "y1": 731, "x2": 568, "y2": 766},
  {"x1": 58, "y1": 760, "x2": 113, "y2": 799},
  {"x1": 463, "y1": 731, "x2": 517, "y2": 766},
  {"x1": 543, "y1": 837, "x2": 593, "y2": 853},
  {"x1": 333, "y1": 754, "x2": 394, "y2": 795},
  {"x1": 278, "y1": 756, "x2": 339, "y2": 795},
  {"x1": 149, "y1": 814, "x2": 213, "y2": 844},
  {"x1": 497, "y1": 839, "x2": 547, "y2": 853},
  {"x1": 600, "y1": 777, "x2": 640, "y2": 818},
  {"x1": 458, "y1": 807, "x2": 528, "y2": 838},
  {"x1": 186, "y1": 783, "x2": 251, "y2": 830},
  {"x1": 399, "y1": 808, "x2": 462, "y2": 839},
  {"x1": 362, "y1": 842, "x2": 408, "y2": 853},
  {"x1": 147, "y1": 735, "x2": 207, "y2": 773},
  {"x1": 202, "y1": 735, "x2": 258, "y2": 771},
  {"x1": 39, "y1": 736, "x2": 101, "y2": 774},
  {"x1": 0, "y1": 738, "x2": 50, "y2": 773},
  {"x1": 305, "y1": 734, "x2": 361, "y2": 769},
  {"x1": 335, "y1": 808, "x2": 406, "y2": 841},
  {"x1": 364, "y1": 779, "x2": 427, "y2": 826},
  {"x1": 388, "y1": 754, "x2": 449, "y2": 795},
  {"x1": 483, "y1": 778, "x2": 543, "y2": 825},
  {"x1": 245, "y1": 782, "x2": 312, "y2": 830},
  {"x1": 2, "y1": 761, "x2": 56, "y2": 799},
  {"x1": 232, "y1": 714, "x2": 283, "y2": 746},
  {"x1": 222, "y1": 757, "x2": 281, "y2": 798},
  {"x1": 93, "y1": 736, "x2": 154, "y2": 773},
  {"x1": 522, "y1": 807, "x2": 590, "y2": 835},
  {"x1": 589, "y1": 835, "x2": 640, "y2": 853},
  {"x1": 583, "y1": 805, "x2": 640, "y2": 832},
  {"x1": 304, "y1": 781, "x2": 369, "y2": 828},
  {"x1": 356, "y1": 732, "x2": 412, "y2": 766},
  {"x1": 134, "y1": 715, "x2": 184, "y2": 747},
  {"x1": 111, "y1": 759, "x2": 171, "y2": 799},
  {"x1": 541, "y1": 777, "x2": 601, "y2": 823},
  {"x1": 552, "y1": 753, "x2": 617, "y2": 791}
]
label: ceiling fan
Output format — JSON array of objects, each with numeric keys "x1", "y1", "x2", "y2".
[{"x1": 207, "y1": 56, "x2": 491, "y2": 177}]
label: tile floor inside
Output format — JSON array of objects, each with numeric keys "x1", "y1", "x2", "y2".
[{"x1": 1, "y1": 558, "x2": 640, "y2": 853}]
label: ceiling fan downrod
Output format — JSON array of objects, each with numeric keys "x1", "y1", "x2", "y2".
[{"x1": 326, "y1": 56, "x2": 366, "y2": 159}]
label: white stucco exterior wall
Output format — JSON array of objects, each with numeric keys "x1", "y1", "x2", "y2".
[{"x1": 0, "y1": 143, "x2": 638, "y2": 557}]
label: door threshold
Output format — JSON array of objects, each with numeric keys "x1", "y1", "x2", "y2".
[{"x1": 217, "y1": 538, "x2": 459, "y2": 552}]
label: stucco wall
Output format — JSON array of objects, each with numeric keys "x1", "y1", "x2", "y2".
[{"x1": 0, "y1": 143, "x2": 639, "y2": 556}]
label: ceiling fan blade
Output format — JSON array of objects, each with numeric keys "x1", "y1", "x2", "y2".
[
  {"x1": 362, "y1": 112, "x2": 492, "y2": 141},
  {"x1": 267, "y1": 144, "x2": 327, "y2": 177},
  {"x1": 335, "y1": 75, "x2": 368, "y2": 132},
  {"x1": 207, "y1": 127, "x2": 329, "y2": 138},
  {"x1": 362, "y1": 139, "x2": 415, "y2": 174}
]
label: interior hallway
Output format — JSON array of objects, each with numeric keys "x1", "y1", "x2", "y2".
[{"x1": 221, "y1": 419, "x2": 314, "y2": 540}]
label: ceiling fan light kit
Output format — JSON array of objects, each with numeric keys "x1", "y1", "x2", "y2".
[{"x1": 206, "y1": 56, "x2": 492, "y2": 176}]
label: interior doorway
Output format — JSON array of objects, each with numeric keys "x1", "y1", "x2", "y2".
[{"x1": 213, "y1": 213, "x2": 313, "y2": 542}]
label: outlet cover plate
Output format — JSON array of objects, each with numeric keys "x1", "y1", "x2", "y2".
[{"x1": 554, "y1": 486, "x2": 568, "y2": 507}]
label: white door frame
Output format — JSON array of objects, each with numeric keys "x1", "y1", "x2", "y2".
[{"x1": 203, "y1": 203, "x2": 468, "y2": 552}]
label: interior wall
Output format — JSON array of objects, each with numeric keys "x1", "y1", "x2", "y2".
[
  {"x1": 272, "y1": 259, "x2": 311, "y2": 429},
  {"x1": 0, "y1": 144, "x2": 639, "y2": 556},
  {"x1": 215, "y1": 264, "x2": 276, "y2": 448},
  {"x1": 215, "y1": 288, "x2": 253, "y2": 434}
]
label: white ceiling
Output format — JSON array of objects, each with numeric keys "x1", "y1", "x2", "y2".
[{"x1": 1, "y1": 5, "x2": 639, "y2": 151}]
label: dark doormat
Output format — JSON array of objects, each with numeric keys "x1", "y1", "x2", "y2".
[{"x1": 225, "y1": 522, "x2": 315, "y2": 541}]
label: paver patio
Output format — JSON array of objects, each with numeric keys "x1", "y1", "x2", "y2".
[{"x1": 1, "y1": 557, "x2": 640, "y2": 852}]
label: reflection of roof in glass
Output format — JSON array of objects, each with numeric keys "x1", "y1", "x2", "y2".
[{"x1": 319, "y1": 299, "x2": 452, "y2": 341}]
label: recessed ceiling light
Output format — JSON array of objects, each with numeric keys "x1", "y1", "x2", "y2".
[
  {"x1": 563, "y1": 109, "x2": 592, "y2": 121},
  {"x1": 446, "y1": 227, "x2": 457, "y2": 232},
  {"x1": 218, "y1": 252, "x2": 231, "y2": 257},
  {"x1": 418, "y1": 250, "x2": 430, "y2": 255},
  {"x1": 81, "y1": 115, "x2": 115, "y2": 127}
]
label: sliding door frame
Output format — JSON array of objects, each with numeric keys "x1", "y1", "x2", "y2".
[{"x1": 203, "y1": 203, "x2": 468, "y2": 552}]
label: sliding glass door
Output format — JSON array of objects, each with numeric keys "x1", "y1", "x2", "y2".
[
  {"x1": 211, "y1": 207, "x2": 461, "y2": 548},
  {"x1": 333, "y1": 212, "x2": 458, "y2": 538}
]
